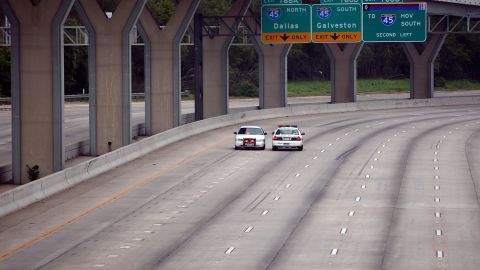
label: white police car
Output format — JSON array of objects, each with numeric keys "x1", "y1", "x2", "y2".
[
  {"x1": 234, "y1": 126, "x2": 267, "y2": 150},
  {"x1": 272, "y1": 125, "x2": 305, "y2": 151}
]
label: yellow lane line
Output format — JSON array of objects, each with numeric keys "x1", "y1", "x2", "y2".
[{"x1": 0, "y1": 136, "x2": 231, "y2": 262}]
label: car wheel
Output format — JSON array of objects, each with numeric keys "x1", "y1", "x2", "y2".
[
  {"x1": 261, "y1": 146, "x2": 265, "y2": 150},
  {"x1": 272, "y1": 146, "x2": 278, "y2": 151},
  {"x1": 235, "y1": 146, "x2": 240, "y2": 150},
  {"x1": 298, "y1": 146, "x2": 303, "y2": 151}
]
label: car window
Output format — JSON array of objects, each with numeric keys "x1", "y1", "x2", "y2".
[
  {"x1": 239, "y1": 128, "x2": 263, "y2": 135},
  {"x1": 276, "y1": 129, "x2": 299, "y2": 135}
]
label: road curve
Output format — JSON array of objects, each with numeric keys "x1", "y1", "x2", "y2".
[{"x1": 0, "y1": 104, "x2": 479, "y2": 269}]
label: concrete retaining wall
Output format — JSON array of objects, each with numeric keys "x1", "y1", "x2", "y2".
[{"x1": 1, "y1": 96, "x2": 479, "y2": 217}]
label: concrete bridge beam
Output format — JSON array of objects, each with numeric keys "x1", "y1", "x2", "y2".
[
  {"x1": 1, "y1": 0, "x2": 74, "y2": 184},
  {"x1": 402, "y1": 22, "x2": 447, "y2": 99},
  {"x1": 257, "y1": 44, "x2": 291, "y2": 109},
  {"x1": 324, "y1": 43, "x2": 364, "y2": 103},
  {"x1": 76, "y1": 0, "x2": 146, "y2": 156},
  {"x1": 202, "y1": 0, "x2": 252, "y2": 119},
  {"x1": 245, "y1": 9, "x2": 291, "y2": 109},
  {"x1": 138, "y1": 0, "x2": 200, "y2": 133}
]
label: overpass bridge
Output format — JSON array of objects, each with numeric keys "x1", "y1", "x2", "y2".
[{"x1": 0, "y1": 0, "x2": 478, "y2": 184}]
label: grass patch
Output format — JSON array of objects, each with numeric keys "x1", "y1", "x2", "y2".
[
  {"x1": 287, "y1": 80, "x2": 331, "y2": 97},
  {"x1": 288, "y1": 79, "x2": 480, "y2": 97},
  {"x1": 437, "y1": 80, "x2": 480, "y2": 91}
]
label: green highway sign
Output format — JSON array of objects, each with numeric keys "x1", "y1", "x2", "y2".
[
  {"x1": 312, "y1": 4, "x2": 362, "y2": 42},
  {"x1": 362, "y1": 3, "x2": 427, "y2": 42},
  {"x1": 262, "y1": 0, "x2": 302, "y2": 4},
  {"x1": 261, "y1": 4, "x2": 312, "y2": 43}
]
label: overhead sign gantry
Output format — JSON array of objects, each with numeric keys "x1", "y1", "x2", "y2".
[{"x1": 261, "y1": 0, "x2": 427, "y2": 43}]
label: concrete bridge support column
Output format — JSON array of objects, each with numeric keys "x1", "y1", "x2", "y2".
[
  {"x1": 402, "y1": 32, "x2": 447, "y2": 99},
  {"x1": 1, "y1": 0, "x2": 73, "y2": 184},
  {"x1": 324, "y1": 43, "x2": 364, "y2": 103},
  {"x1": 139, "y1": 0, "x2": 200, "y2": 133},
  {"x1": 256, "y1": 44, "x2": 291, "y2": 109},
  {"x1": 245, "y1": 10, "x2": 291, "y2": 109},
  {"x1": 76, "y1": 0, "x2": 146, "y2": 155},
  {"x1": 201, "y1": 0, "x2": 252, "y2": 119}
]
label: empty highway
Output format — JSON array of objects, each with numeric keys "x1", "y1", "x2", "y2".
[{"x1": 0, "y1": 104, "x2": 479, "y2": 269}]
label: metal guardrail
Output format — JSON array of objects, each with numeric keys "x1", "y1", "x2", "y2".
[{"x1": 0, "y1": 92, "x2": 191, "y2": 104}]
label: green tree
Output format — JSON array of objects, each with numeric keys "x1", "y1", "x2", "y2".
[
  {"x1": 64, "y1": 46, "x2": 88, "y2": 95},
  {"x1": 288, "y1": 44, "x2": 329, "y2": 81},
  {"x1": 199, "y1": 0, "x2": 232, "y2": 16},
  {"x1": 436, "y1": 34, "x2": 479, "y2": 80},
  {"x1": 96, "y1": 0, "x2": 120, "y2": 13},
  {"x1": 229, "y1": 46, "x2": 258, "y2": 97},
  {"x1": 146, "y1": 0, "x2": 175, "y2": 26}
]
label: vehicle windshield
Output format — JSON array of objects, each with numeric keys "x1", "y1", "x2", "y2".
[
  {"x1": 238, "y1": 127, "x2": 264, "y2": 135},
  {"x1": 276, "y1": 129, "x2": 299, "y2": 135}
]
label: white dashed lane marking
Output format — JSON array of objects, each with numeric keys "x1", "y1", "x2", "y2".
[
  {"x1": 330, "y1": 249, "x2": 339, "y2": 256},
  {"x1": 225, "y1": 247, "x2": 235, "y2": 254},
  {"x1": 245, "y1": 226, "x2": 254, "y2": 233},
  {"x1": 340, "y1": 228, "x2": 348, "y2": 235}
]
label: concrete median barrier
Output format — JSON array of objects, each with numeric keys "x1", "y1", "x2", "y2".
[{"x1": 1, "y1": 95, "x2": 480, "y2": 218}]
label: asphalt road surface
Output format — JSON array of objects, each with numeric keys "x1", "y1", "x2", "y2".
[{"x1": 0, "y1": 104, "x2": 479, "y2": 269}]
